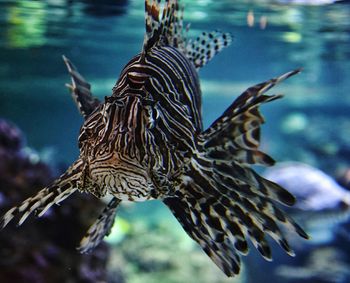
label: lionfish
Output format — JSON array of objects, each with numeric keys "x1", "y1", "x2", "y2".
[{"x1": 0, "y1": 0, "x2": 308, "y2": 277}]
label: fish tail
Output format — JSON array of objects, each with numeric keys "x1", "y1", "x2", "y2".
[
  {"x1": 164, "y1": 70, "x2": 308, "y2": 277},
  {"x1": 0, "y1": 159, "x2": 83, "y2": 228}
]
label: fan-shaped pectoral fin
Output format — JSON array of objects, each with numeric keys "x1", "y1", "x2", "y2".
[
  {"x1": 0, "y1": 159, "x2": 83, "y2": 228},
  {"x1": 78, "y1": 197, "x2": 121, "y2": 253}
]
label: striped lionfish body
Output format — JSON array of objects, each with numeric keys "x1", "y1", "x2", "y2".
[{"x1": 1, "y1": 0, "x2": 308, "y2": 277}]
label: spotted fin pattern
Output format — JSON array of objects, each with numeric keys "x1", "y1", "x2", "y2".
[
  {"x1": 63, "y1": 55, "x2": 101, "y2": 119},
  {"x1": 185, "y1": 31, "x2": 233, "y2": 69}
]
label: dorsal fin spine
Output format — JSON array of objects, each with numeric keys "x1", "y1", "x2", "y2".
[{"x1": 142, "y1": 0, "x2": 232, "y2": 69}]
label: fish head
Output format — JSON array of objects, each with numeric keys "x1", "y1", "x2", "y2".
[
  {"x1": 75, "y1": 99, "x2": 151, "y2": 200},
  {"x1": 75, "y1": 105, "x2": 112, "y2": 197},
  {"x1": 78, "y1": 107, "x2": 106, "y2": 155}
]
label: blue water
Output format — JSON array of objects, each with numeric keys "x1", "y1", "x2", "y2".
[{"x1": 1, "y1": 0, "x2": 350, "y2": 282}]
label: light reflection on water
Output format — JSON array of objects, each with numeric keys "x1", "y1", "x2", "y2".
[{"x1": 0, "y1": 1, "x2": 350, "y2": 282}]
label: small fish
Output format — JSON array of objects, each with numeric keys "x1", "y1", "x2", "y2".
[
  {"x1": 0, "y1": 0, "x2": 308, "y2": 277},
  {"x1": 264, "y1": 162, "x2": 350, "y2": 244}
]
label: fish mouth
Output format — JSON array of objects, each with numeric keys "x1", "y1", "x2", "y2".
[{"x1": 74, "y1": 156, "x2": 110, "y2": 198}]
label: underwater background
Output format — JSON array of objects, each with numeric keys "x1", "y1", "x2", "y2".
[{"x1": 0, "y1": 0, "x2": 350, "y2": 282}]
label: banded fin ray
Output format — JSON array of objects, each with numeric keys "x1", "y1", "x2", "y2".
[
  {"x1": 63, "y1": 55, "x2": 101, "y2": 118},
  {"x1": 166, "y1": 151, "x2": 307, "y2": 276},
  {"x1": 163, "y1": 196, "x2": 242, "y2": 276},
  {"x1": 0, "y1": 0, "x2": 308, "y2": 278},
  {"x1": 164, "y1": 70, "x2": 307, "y2": 276},
  {"x1": 143, "y1": 0, "x2": 184, "y2": 52},
  {"x1": 79, "y1": 197, "x2": 121, "y2": 253},
  {"x1": 0, "y1": 159, "x2": 83, "y2": 228},
  {"x1": 201, "y1": 70, "x2": 301, "y2": 167},
  {"x1": 142, "y1": 0, "x2": 231, "y2": 68}
]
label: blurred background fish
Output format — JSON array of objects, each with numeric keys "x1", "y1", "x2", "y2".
[{"x1": 264, "y1": 162, "x2": 350, "y2": 245}]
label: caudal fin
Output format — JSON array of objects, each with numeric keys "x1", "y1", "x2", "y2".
[{"x1": 164, "y1": 70, "x2": 308, "y2": 277}]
